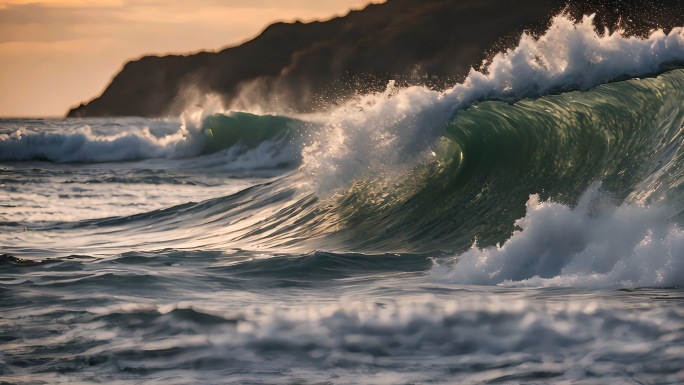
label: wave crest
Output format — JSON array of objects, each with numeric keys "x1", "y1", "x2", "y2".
[{"x1": 302, "y1": 14, "x2": 684, "y2": 193}]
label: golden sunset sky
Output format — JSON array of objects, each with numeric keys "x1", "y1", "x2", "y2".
[{"x1": 0, "y1": 0, "x2": 382, "y2": 117}]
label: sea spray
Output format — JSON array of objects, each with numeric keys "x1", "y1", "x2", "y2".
[
  {"x1": 7, "y1": 14, "x2": 684, "y2": 168},
  {"x1": 431, "y1": 184, "x2": 684, "y2": 288},
  {"x1": 302, "y1": 14, "x2": 684, "y2": 193}
]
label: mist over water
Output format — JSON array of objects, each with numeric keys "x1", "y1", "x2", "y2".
[{"x1": 2, "y1": 14, "x2": 684, "y2": 384}]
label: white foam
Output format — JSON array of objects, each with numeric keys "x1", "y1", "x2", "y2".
[
  {"x1": 431, "y1": 184, "x2": 684, "y2": 288},
  {"x1": 0, "y1": 124, "x2": 202, "y2": 163},
  {"x1": 0, "y1": 116, "x2": 298, "y2": 168},
  {"x1": 7, "y1": 15, "x2": 684, "y2": 173},
  {"x1": 302, "y1": 14, "x2": 684, "y2": 193},
  {"x1": 66, "y1": 295, "x2": 684, "y2": 383}
]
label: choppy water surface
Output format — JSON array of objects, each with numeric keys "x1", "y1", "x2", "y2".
[
  {"x1": 2, "y1": 251, "x2": 684, "y2": 384},
  {"x1": 4, "y1": 15, "x2": 684, "y2": 384}
]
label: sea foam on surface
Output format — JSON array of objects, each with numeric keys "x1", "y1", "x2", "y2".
[{"x1": 432, "y1": 185, "x2": 684, "y2": 288}]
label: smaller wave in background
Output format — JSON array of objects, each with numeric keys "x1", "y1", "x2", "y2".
[
  {"x1": 0, "y1": 119, "x2": 197, "y2": 163},
  {"x1": 0, "y1": 112, "x2": 308, "y2": 170}
]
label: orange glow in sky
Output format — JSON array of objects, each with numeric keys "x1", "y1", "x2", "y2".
[{"x1": 0, "y1": 0, "x2": 383, "y2": 117}]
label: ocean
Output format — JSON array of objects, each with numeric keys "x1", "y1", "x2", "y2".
[{"x1": 1, "y1": 15, "x2": 684, "y2": 384}]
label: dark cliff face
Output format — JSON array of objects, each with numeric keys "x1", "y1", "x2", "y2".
[{"x1": 67, "y1": 0, "x2": 684, "y2": 118}]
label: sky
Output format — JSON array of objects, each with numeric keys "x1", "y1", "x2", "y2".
[{"x1": 0, "y1": 0, "x2": 382, "y2": 117}]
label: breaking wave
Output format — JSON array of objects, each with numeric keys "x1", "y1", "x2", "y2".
[
  {"x1": 431, "y1": 184, "x2": 684, "y2": 288},
  {"x1": 6, "y1": 15, "x2": 684, "y2": 289}
]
